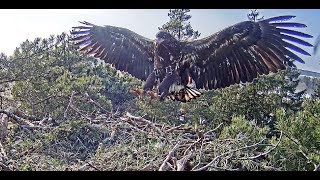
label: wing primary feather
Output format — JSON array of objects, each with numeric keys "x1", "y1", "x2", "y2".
[
  {"x1": 263, "y1": 15, "x2": 296, "y2": 22},
  {"x1": 71, "y1": 30, "x2": 91, "y2": 35},
  {"x1": 99, "y1": 48, "x2": 108, "y2": 60},
  {"x1": 79, "y1": 42, "x2": 96, "y2": 52},
  {"x1": 72, "y1": 26, "x2": 92, "y2": 29},
  {"x1": 280, "y1": 34, "x2": 313, "y2": 47},
  {"x1": 281, "y1": 40, "x2": 311, "y2": 56},
  {"x1": 270, "y1": 22, "x2": 307, "y2": 28},
  {"x1": 79, "y1": 21, "x2": 95, "y2": 26},
  {"x1": 204, "y1": 68, "x2": 209, "y2": 90},
  {"x1": 264, "y1": 33, "x2": 311, "y2": 57},
  {"x1": 73, "y1": 39, "x2": 91, "y2": 47},
  {"x1": 86, "y1": 43, "x2": 102, "y2": 55},
  {"x1": 70, "y1": 34, "x2": 92, "y2": 42},
  {"x1": 277, "y1": 28, "x2": 313, "y2": 38},
  {"x1": 284, "y1": 49, "x2": 306, "y2": 64},
  {"x1": 262, "y1": 38, "x2": 305, "y2": 63}
]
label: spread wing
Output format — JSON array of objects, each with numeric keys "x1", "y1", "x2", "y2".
[
  {"x1": 183, "y1": 15, "x2": 313, "y2": 90},
  {"x1": 70, "y1": 21, "x2": 155, "y2": 80}
]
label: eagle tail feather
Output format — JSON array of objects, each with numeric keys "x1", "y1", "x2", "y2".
[{"x1": 173, "y1": 87, "x2": 201, "y2": 102}]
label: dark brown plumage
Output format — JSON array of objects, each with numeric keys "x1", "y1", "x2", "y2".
[{"x1": 70, "y1": 15, "x2": 313, "y2": 102}]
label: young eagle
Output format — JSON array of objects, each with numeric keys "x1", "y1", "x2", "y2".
[{"x1": 70, "y1": 15, "x2": 313, "y2": 102}]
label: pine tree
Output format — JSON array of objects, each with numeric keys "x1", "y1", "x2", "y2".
[
  {"x1": 247, "y1": 9, "x2": 264, "y2": 22},
  {"x1": 158, "y1": 9, "x2": 200, "y2": 41}
]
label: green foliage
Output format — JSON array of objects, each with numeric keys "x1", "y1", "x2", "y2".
[
  {"x1": 220, "y1": 116, "x2": 268, "y2": 142},
  {"x1": 204, "y1": 116, "x2": 270, "y2": 170},
  {"x1": 183, "y1": 71, "x2": 286, "y2": 128},
  {"x1": 130, "y1": 97, "x2": 181, "y2": 124},
  {"x1": 1, "y1": 33, "x2": 142, "y2": 122},
  {"x1": 267, "y1": 100, "x2": 320, "y2": 170},
  {"x1": 281, "y1": 67, "x2": 305, "y2": 115}
]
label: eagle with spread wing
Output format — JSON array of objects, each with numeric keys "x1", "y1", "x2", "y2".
[{"x1": 70, "y1": 15, "x2": 312, "y2": 102}]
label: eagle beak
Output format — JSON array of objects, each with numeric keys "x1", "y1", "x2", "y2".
[{"x1": 156, "y1": 37, "x2": 165, "y2": 44}]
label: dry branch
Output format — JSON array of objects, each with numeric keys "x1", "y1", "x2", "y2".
[
  {"x1": 176, "y1": 151, "x2": 193, "y2": 171},
  {"x1": 0, "y1": 109, "x2": 35, "y2": 129},
  {"x1": 0, "y1": 141, "x2": 11, "y2": 171},
  {"x1": 159, "y1": 141, "x2": 181, "y2": 171},
  {"x1": 125, "y1": 112, "x2": 164, "y2": 137},
  {"x1": 64, "y1": 91, "x2": 75, "y2": 119},
  {"x1": 237, "y1": 131, "x2": 283, "y2": 160},
  {"x1": 193, "y1": 138, "x2": 267, "y2": 171}
]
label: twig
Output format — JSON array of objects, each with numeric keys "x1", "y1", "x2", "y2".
[
  {"x1": 0, "y1": 141, "x2": 11, "y2": 171},
  {"x1": 250, "y1": 161, "x2": 282, "y2": 171},
  {"x1": 193, "y1": 139, "x2": 206, "y2": 169},
  {"x1": 0, "y1": 141, "x2": 7, "y2": 160},
  {"x1": 193, "y1": 138, "x2": 266, "y2": 171},
  {"x1": 141, "y1": 156, "x2": 159, "y2": 170},
  {"x1": 165, "y1": 125, "x2": 193, "y2": 133},
  {"x1": 0, "y1": 106, "x2": 43, "y2": 122},
  {"x1": 204, "y1": 123, "x2": 223, "y2": 136},
  {"x1": 13, "y1": 110, "x2": 43, "y2": 122},
  {"x1": 33, "y1": 94, "x2": 59, "y2": 106},
  {"x1": 69, "y1": 105, "x2": 92, "y2": 121},
  {"x1": 87, "y1": 162, "x2": 101, "y2": 171},
  {"x1": 159, "y1": 141, "x2": 181, "y2": 171},
  {"x1": 237, "y1": 131, "x2": 283, "y2": 160},
  {"x1": 83, "y1": 92, "x2": 110, "y2": 114},
  {"x1": 119, "y1": 118, "x2": 150, "y2": 135},
  {"x1": 64, "y1": 91, "x2": 75, "y2": 119},
  {"x1": 176, "y1": 151, "x2": 193, "y2": 171},
  {"x1": 0, "y1": 110, "x2": 35, "y2": 129},
  {"x1": 76, "y1": 136, "x2": 89, "y2": 152},
  {"x1": 183, "y1": 138, "x2": 202, "y2": 156},
  {"x1": 0, "y1": 78, "x2": 26, "y2": 85},
  {"x1": 126, "y1": 112, "x2": 164, "y2": 137},
  {"x1": 165, "y1": 124, "x2": 186, "y2": 133},
  {"x1": 0, "y1": 162, "x2": 11, "y2": 171}
]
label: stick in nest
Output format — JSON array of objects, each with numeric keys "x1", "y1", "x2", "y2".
[{"x1": 159, "y1": 141, "x2": 181, "y2": 171}]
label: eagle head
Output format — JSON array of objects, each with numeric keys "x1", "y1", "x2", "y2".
[{"x1": 155, "y1": 31, "x2": 176, "y2": 44}]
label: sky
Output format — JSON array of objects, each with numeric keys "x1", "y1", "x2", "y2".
[{"x1": 0, "y1": 9, "x2": 319, "y2": 72}]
